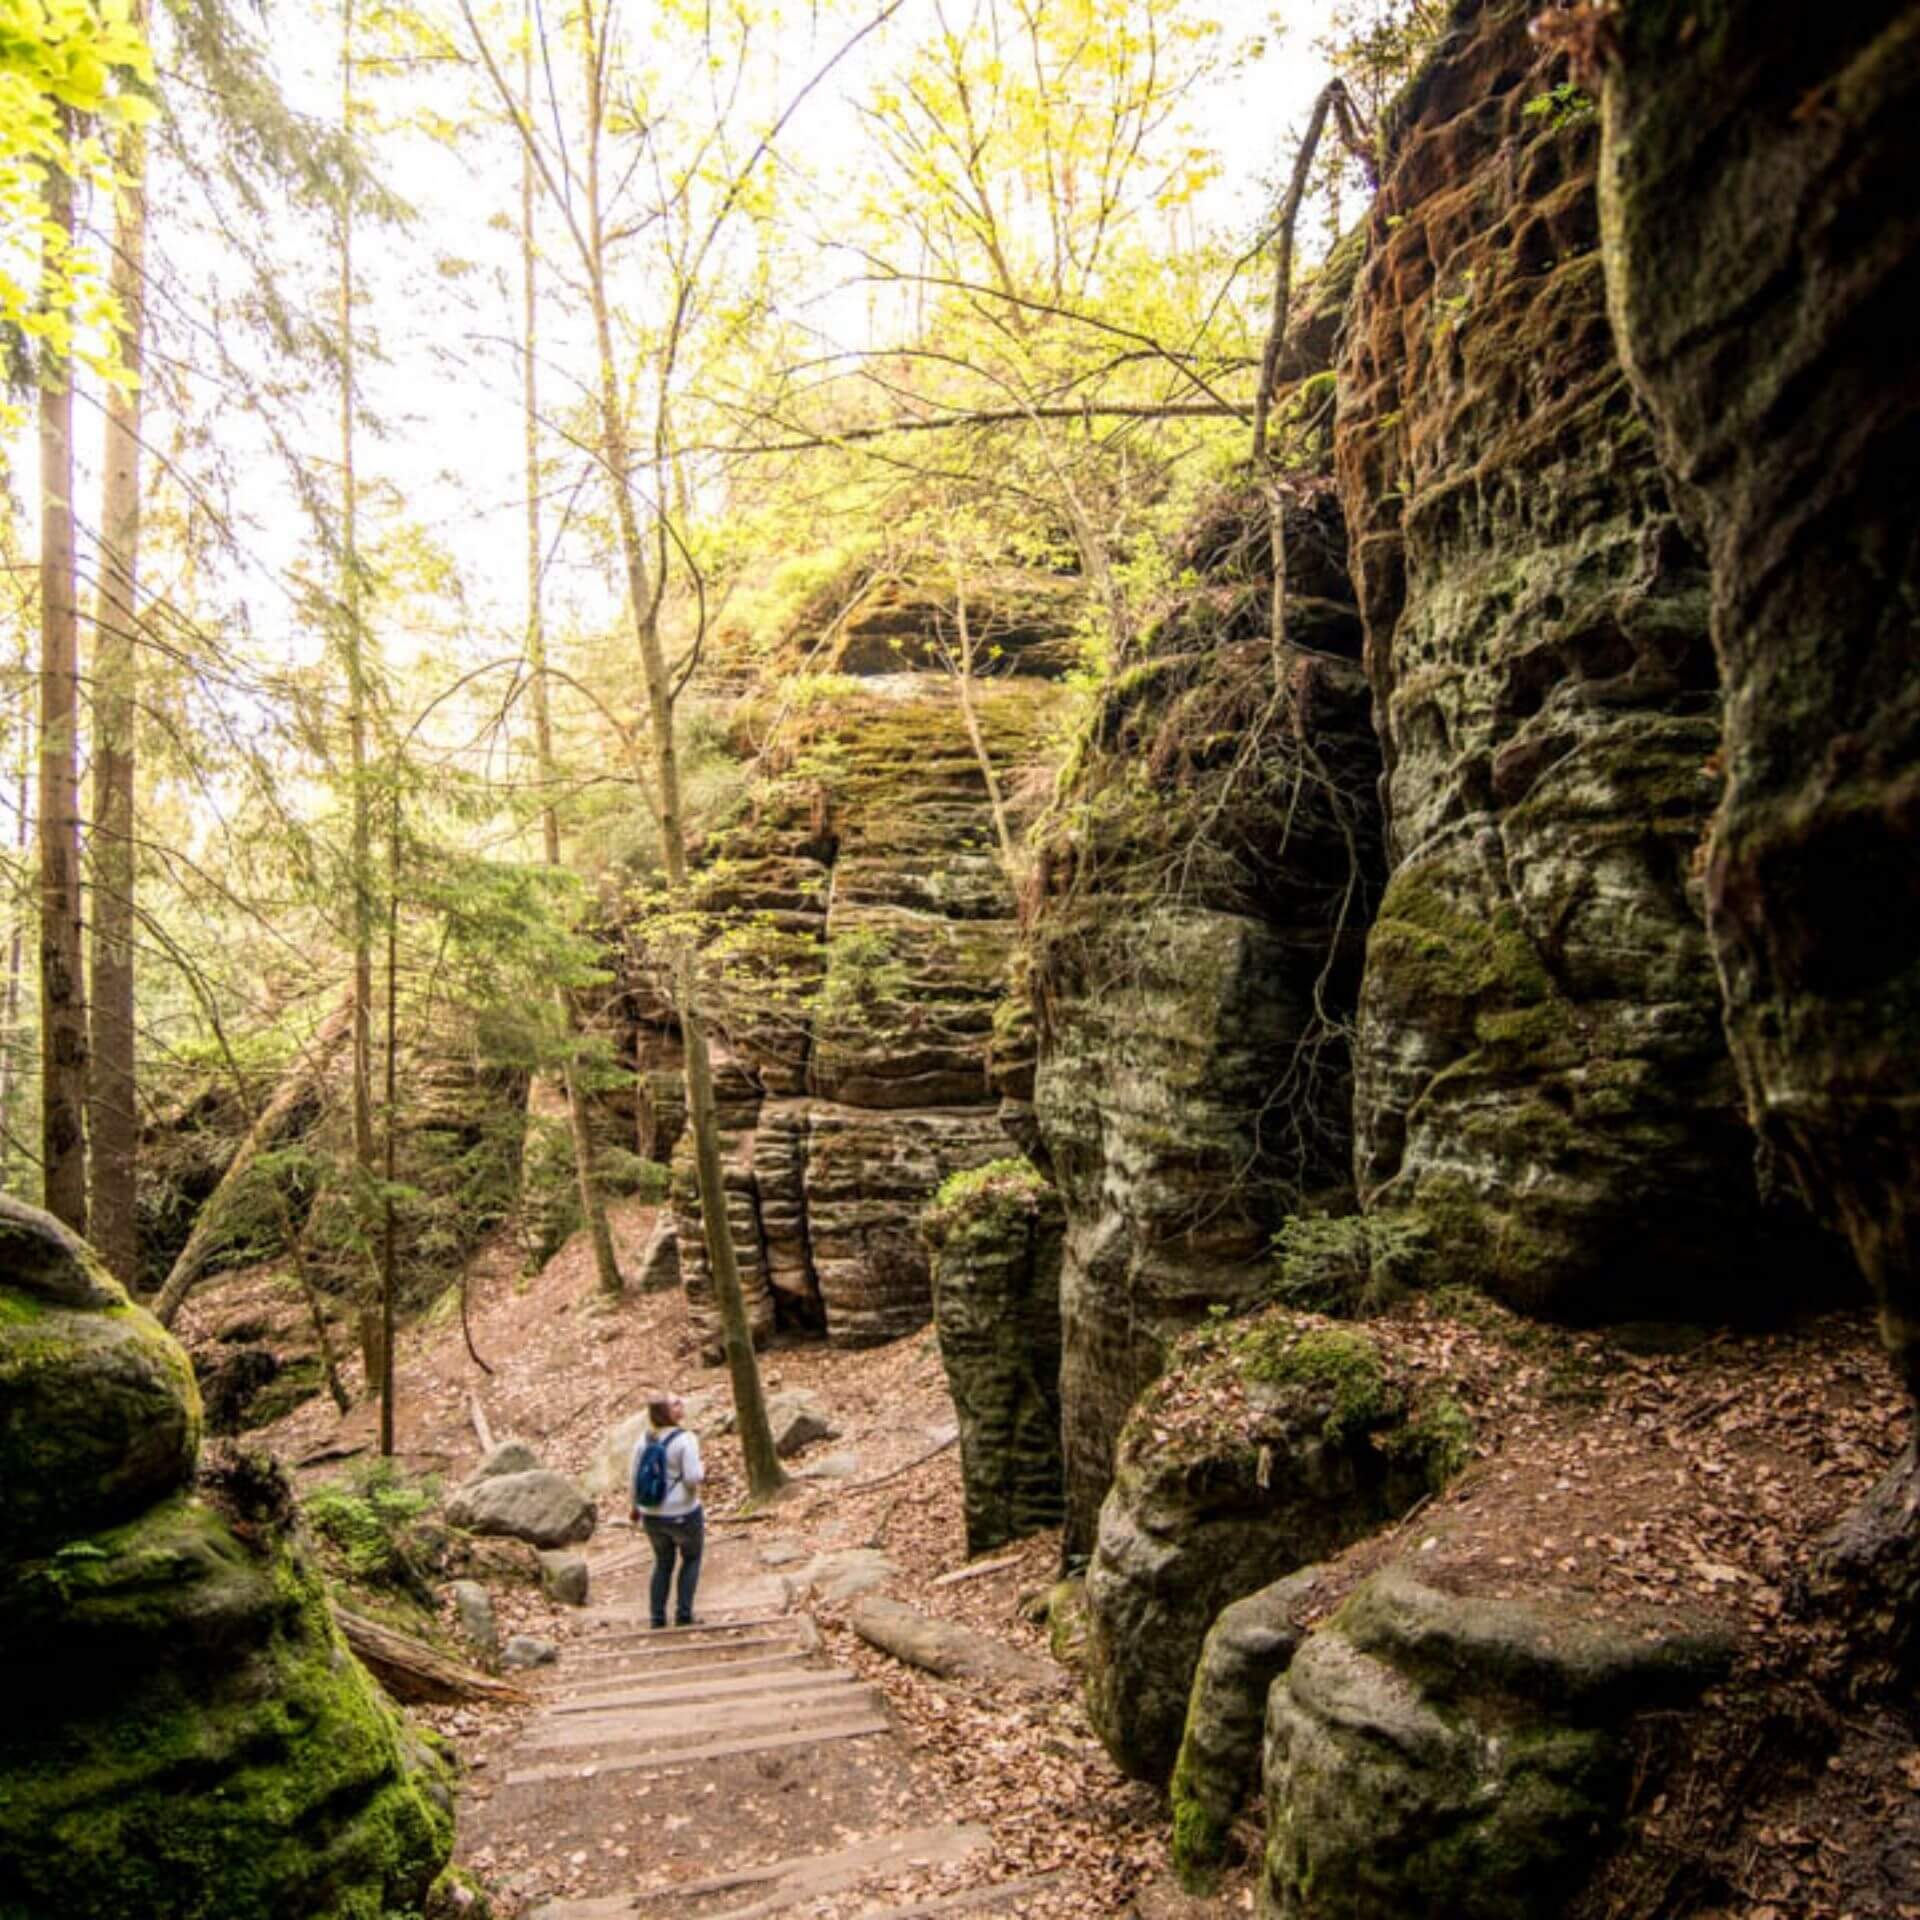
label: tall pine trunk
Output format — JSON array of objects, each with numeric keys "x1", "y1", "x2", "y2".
[
  {"x1": 88, "y1": 40, "x2": 148, "y2": 1287},
  {"x1": 522, "y1": 21, "x2": 621, "y2": 1299},
  {"x1": 339, "y1": 0, "x2": 379, "y2": 1387},
  {"x1": 38, "y1": 139, "x2": 87, "y2": 1233}
]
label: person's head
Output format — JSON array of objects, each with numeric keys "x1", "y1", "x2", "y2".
[{"x1": 649, "y1": 1392, "x2": 687, "y2": 1430}]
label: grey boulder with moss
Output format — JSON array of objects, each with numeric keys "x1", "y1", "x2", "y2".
[
  {"x1": 446, "y1": 1468, "x2": 596, "y2": 1548},
  {"x1": 1083, "y1": 1310, "x2": 1456, "y2": 1783},
  {"x1": 0, "y1": 1193, "x2": 453, "y2": 1918},
  {"x1": 1168, "y1": 1565, "x2": 1325, "y2": 1883},
  {"x1": 923, "y1": 1158, "x2": 1065, "y2": 1554},
  {"x1": 1262, "y1": 1566, "x2": 1733, "y2": 1919}
]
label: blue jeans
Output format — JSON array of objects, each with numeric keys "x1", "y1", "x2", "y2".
[{"x1": 643, "y1": 1509, "x2": 704, "y2": 1626}]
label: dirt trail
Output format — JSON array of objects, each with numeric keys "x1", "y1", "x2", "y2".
[
  {"x1": 212, "y1": 1207, "x2": 1237, "y2": 1916},
  {"x1": 461, "y1": 1522, "x2": 1060, "y2": 1919}
]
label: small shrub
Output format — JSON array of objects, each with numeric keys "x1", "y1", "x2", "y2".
[
  {"x1": 303, "y1": 1459, "x2": 439, "y2": 1601},
  {"x1": 1272, "y1": 1212, "x2": 1430, "y2": 1315}
]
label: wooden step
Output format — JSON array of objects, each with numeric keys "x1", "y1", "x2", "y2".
[
  {"x1": 504, "y1": 1712, "x2": 887, "y2": 1789},
  {"x1": 521, "y1": 1685, "x2": 883, "y2": 1754},
  {"x1": 543, "y1": 1668, "x2": 855, "y2": 1717},
  {"x1": 559, "y1": 1650, "x2": 812, "y2": 1697},
  {"x1": 527, "y1": 1823, "x2": 990, "y2": 1920}
]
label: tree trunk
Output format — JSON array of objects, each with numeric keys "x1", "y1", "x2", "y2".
[
  {"x1": 943, "y1": 541, "x2": 1018, "y2": 878},
  {"x1": 379, "y1": 791, "x2": 398, "y2": 1456},
  {"x1": 577, "y1": 31, "x2": 783, "y2": 1497},
  {"x1": 334, "y1": 1604, "x2": 526, "y2": 1704},
  {"x1": 522, "y1": 20, "x2": 620, "y2": 1299},
  {"x1": 38, "y1": 141, "x2": 87, "y2": 1234},
  {"x1": 340, "y1": 0, "x2": 379, "y2": 1379},
  {"x1": 0, "y1": 741, "x2": 29, "y2": 1186},
  {"x1": 88, "y1": 48, "x2": 148, "y2": 1288}
]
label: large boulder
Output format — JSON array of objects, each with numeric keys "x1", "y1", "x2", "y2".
[
  {"x1": 1335, "y1": 0, "x2": 1844, "y2": 1321},
  {"x1": 1599, "y1": 1, "x2": 1920, "y2": 1659},
  {"x1": 445, "y1": 1468, "x2": 596, "y2": 1549},
  {"x1": 1262, "y1": 1567, "x2": 1732, "y2": 1919},
  {"x1": 0, "y1": 1194, "x2": 453, "y2": 1916},
  {"x1": 924, "y1": 1158, "x2": 1066, "y2": 1554},
  {"x1": 1083, "y1": 1310, "x2": 1456, "y2": 1783}
]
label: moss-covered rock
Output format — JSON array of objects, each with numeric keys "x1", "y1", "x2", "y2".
[
  {"x1": 924, "y1": 1159, "x2": 1066, "y2": 1554},
  {"x1": 1261, "y1": 1567, "x2": 1733, "y2": 1919},
  {"x1": 0, "y1": 1195, "x2": 453, "y2": 1918},
  {"x1": 1600, "y1": 0, "x2": 1920, "y2": 1663},
  {"x1": 1336, "y1": 0, "x2": 1848, "y2": 1323},
  {"x1": 1, "y1": 1200, "x2": 200, "y2": 1558},
  {"x1": 1169, "y1": 1565, "x2": 1324, "y2": 1886},
  {"x1": 1082, "y1": 1310, "x2": 1443, "y2": 1783},
  {"x1": 628, "y1": 673, "x2": 1070, "y2": 1355},
  {"x1": 1029, "y1": 441, "x2": 1382, "y2": 1555}
]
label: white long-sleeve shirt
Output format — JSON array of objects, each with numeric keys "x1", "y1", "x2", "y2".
[{"x1": 633, "y1": 1428, "x2": 705, "y2": 1518}]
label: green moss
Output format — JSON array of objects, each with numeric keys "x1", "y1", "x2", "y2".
[
  {"x1": 1170, "y1": 1763, "x2": 1228, "y2": 1888},
  {"x1": 1367, "y1": 870, "x2": 1552, "y2": 1010},
  {"x1": 0, "y1": 1498, "x2": 453, "y2": 1918},
  {"x1": 922, "y1": 1157, "x2": 1049, "y2": 1251},
  {"x1": 1235, "y1": 1324, "x2": 1397, "y2": 1444},
  {"x1": 1381, "y1": 1393, "x2": 1475, "y2": 1493}
]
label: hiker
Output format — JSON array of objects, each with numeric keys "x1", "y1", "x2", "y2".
[{"x1": 630, "y1": 1392, "x2": 705, "y2": 1629}]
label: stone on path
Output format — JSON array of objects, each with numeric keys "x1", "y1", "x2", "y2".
[
  {"x1": 795, "y1": 1451, "x2": 859, "y2": 1480},
  {"x1": 502, "y1": 1635, "x2": 559, "y2": 1671},
  {"x1": 446, "y1": 1468, "x2": 595, "y2": 1548},
  {"x1": 766, "y1": 1387, "x2": 839, "y2": 1457},
  {"x1": 540, "y1": 1550, "x2": 590, "y2": 1606},
  {"x1": 451, "y1": 1580, "x2": 500, "y2": 1662},
  {"x1": 784, "y1": 1546, "x2": 895, "y2": 1606}
]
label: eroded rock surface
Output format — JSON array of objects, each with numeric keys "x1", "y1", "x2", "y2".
[
  {"x1": 0, "y1": 1195, "x2": 452, "y2": 1917},
  {"x1": 924, "y1": 1159, "x2": 1066, "y2": 1554},
  {"x1": 1336, "y1": 0, "x2": 1839, "y2": 1320},
  {"x1": 1169, "y1": 1565, "x2": 1325, "y2": 1882},
  {"x1": 1600, "y1": 0, "x2": 1920, "y2": 1661},
  {"x1": 1031, "y1": 472, "x2": 1382, "y2": 1555},
  {"x1": 1262, "y1": 1567, "x2": 1732, "y2": 1919},
  {"x1": 623, "y1": 665, "x2": 1070, "y2": 1357}
]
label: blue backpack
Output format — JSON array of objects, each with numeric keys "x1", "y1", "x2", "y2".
[{"x1": 634, "y1": 1428, "x2": 681, "y2": 1508}]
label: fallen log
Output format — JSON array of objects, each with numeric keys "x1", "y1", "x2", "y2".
[
  {"x1": 849, "y1": 1595, "x2": 1056, "y2": 1692},
  {"x1": 153, "y1": 993, "x2": 356, "y2": 1328},
  {"x1": 333, "y1": 1603, "x2": 528, "y2": 1706}
]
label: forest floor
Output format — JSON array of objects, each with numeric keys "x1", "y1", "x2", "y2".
[
  {"x1": 221, "y1": 1207, "x2": 1238, "y2": 1918},
  {"x1": 192, "y1": 1210, "x2": 1920, "y2": 1920}
]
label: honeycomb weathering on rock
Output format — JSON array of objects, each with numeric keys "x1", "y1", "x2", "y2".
[{"x1": 1335, "y1": 0, "x2": 1845, "y2": 1321}]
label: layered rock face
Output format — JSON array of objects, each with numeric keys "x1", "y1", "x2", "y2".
[
  {"x1": 1599, "y1": 2, "x2": 1920, "y2": 1644},
  {"x1": 924, "y1": 1160, "x2": 1066, "y2": 1554},
  {"x1": 1032, "y1": 475, "x2": 1383, "y2": 1557},
  {"x1": 1262, "y1": 1568, "x2": 1730, "y2": 1920},
  {"x1": 0, "y1": 1197, "x2": 452, "y2": 1917},
  {"x1": 630, "y1": 666, "x2": 1071, "y2": 1357},
  {"x1": 1082, "y1": 1310, "x2": 1450, "y2": 1783},
  {"x1": 1336, "y1": 0, "x2": 1838, "y2": 1320}
]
